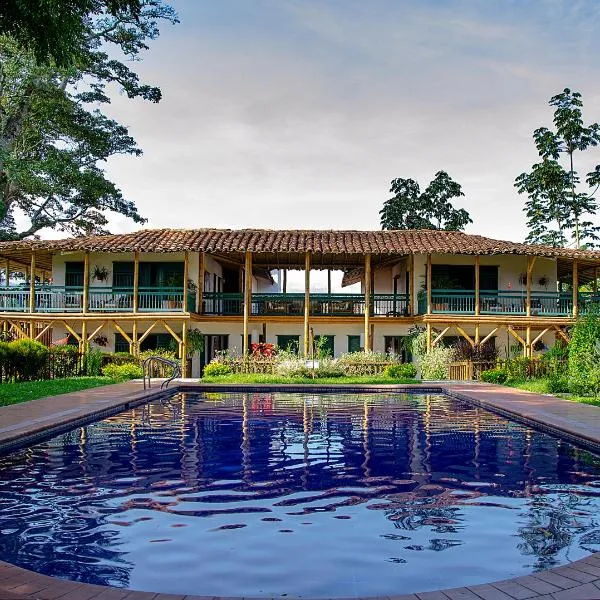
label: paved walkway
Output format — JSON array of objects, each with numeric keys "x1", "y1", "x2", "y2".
[{"x1": 0, "y1": 381, "x2": 599, "y2": 600}]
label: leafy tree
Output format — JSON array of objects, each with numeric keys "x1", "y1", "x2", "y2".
[
  {"x1": 0, "y1": 1, "x2": 177, "y2": 240},
  {"x1": 0, "y1": 0, "x2": 142, "y2": 67},
  {"x1": 380, "y1": 171, "x2": 471, "y2": 231},
  {"x1": 515, "y1": 88, "x2": 600, "y2": 248}
]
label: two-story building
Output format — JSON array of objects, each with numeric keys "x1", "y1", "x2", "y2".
[{"x1": 1, "y1": 228, "x2": 599, "y2": 377}]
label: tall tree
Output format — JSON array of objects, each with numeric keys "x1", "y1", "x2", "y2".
[
  {"x1": 515, "y1": 88, "x2": 600, "y2": 248},
  {"x1": 380, "y1": 171, "x2": 471, "y2": 231},
  {"x1": 0, "y1": 0, "x2": 142, "y2": 67},
  {"x1": 0, "y1": 1, "x2": 178, "y2": 240}
]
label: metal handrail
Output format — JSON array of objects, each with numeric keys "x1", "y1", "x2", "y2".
[{"x1": 142, "y1": 356, "x2": 181, "y2": 390}]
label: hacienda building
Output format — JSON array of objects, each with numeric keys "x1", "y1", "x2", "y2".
[{"x1": 0, "y1": 228, "x2": 599, "y2": 377}]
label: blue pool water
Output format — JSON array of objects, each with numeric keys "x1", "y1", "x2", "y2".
[{"x1": 0, "y1": 392, "x2": 599, "y2": 597}]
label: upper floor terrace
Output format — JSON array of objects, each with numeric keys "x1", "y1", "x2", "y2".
[{"x1": 1, "y1": 228, "x2": 599, "y2": 323}]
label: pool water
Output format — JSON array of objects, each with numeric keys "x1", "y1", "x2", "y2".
[{"x1": 0, "y1": 392, "x2": 599, "y2": 597}]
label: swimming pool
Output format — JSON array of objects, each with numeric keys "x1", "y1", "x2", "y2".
[{"x1": 0, "y1": 391, "x2": 598, "y2": 597}]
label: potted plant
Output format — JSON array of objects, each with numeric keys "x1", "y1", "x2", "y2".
[
  {"x1": 163, "y1": 272, "x2": 184, "y2": 309},
  {"x1": 91, "y1": 265, "x2": 110, "y2": 282}
]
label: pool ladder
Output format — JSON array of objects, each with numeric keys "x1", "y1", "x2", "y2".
[{"x1": 142, "y1": 356, "x2": 181, "y2": 390}]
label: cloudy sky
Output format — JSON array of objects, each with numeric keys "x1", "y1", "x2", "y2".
[{"x1": 97, "y1": 0, "x2": 600, "y2": 245}]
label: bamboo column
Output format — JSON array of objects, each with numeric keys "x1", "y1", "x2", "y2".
[
  {"x1": 282, "y1": 268, "x2": 287, "y2": 294},
  {"x1": 197, "y1": 252, "x2": 205, "y2": 313},
  {"x1": 426, "y1": 254, "x2": 432, "y2": 315},
  {"x1": 303, "y1": 252, "x2": 311, "y2": 358},
  {"x1": 83, "y1": 252, "x2": 90, "y2": 314},
  {"x1": 131, "y1": 321, "x2": 138, "y2": 357},
  {"x1": 133, "y1": 252, "x2": 140, "y2": 313},
  {"x1": 183, "y1": 251, "x2": 190, "y2": 312},
  {"x1": 408, "y1": 254, "x2": 414, "y2": 315},
  {"x1": 81, "y1": 321, "x2": 87, "y2": 355},
  {"x1": 327, "y1": 269, "x2": 332, "y2": 295},
  {"x1": 426, "y1": 322, "x2": 432, "y2": 354},
  {"x1": 4, "y1": 259, "x2": 9, "y2": 287},
  {"x1": 243, "y1": 251, "x2": 252, "y2": 360},
  {"x1": 364, "y1": 253, "x2": 372, "y2": 352},
  {"x1": 474, "y1": 255, "x2": 480, "y2": 317},
  {"x1": 526, "y1": 325, "x2": 531, "y2": 359},
  {"x1": 29, "y1": 252, "x2": 36, "y2": 314},
  {"x1": 526, "y1": 256, "x2": 535, "y2": 317},
  {"x1": 181, "y1": 323, "x2": 188, "y2": 378},
  {"x1": 573, "y1": 259, "x2": 579, "y2": 318}
]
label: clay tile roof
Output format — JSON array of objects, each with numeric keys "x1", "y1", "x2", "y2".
[{"x1": 1, "y1": 228, "x2": 600, "y2": 260}]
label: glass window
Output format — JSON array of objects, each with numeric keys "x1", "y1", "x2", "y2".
[
  {"x1": 277, "y1": 335, "x2": 300, "y2": 354},
  {"x1": 347, "y1": 335, "x2": 361, "y2": 353},
  {"x1": 65, "y1": 262, "x2": 84, "y2": 287}
]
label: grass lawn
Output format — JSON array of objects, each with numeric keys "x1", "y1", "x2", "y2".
[
  {"x1": 201, "y1": 374, "x2": 419, "y2": 385},
  {"x1": 505, "y1": 378, "x2": 600, "y2": 407},
  {"x1": 0, "y1": 377, "x2": 118, "y2": 407}
]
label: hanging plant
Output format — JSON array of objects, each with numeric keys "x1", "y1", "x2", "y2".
[
  {"x1": 186, "y1": 328, "x2": 205, "y2": 356},
  {"x1": 538, "y1": 276, "x2": 549, "y2": 288},
  {"x1": 91, "y1": 265, "x2": 110, "y2": 282},
  {"x1": 92, "y1": 335, "x2": 108, "y2": 347}
]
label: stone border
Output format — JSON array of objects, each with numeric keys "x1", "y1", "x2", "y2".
[{"x1": 0, "y1": 381, "x2": 599, "y2": 600}]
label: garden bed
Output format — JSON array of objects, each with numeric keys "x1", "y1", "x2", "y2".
[{"x1": 201, "y1": 373, "x2": 419, "y2": 385}]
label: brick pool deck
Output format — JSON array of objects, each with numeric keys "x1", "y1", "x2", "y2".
[{"x1": 0, "y1": 381, "x2": 599, "y2": 600}]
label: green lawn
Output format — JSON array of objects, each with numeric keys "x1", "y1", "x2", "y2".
[
  {"x1": 0, "y1": 377, "x2": 118, "y2": 407},
  {"x1": 201, "y1": 373, "x2": 419, "y2": 385},
  {"x1": 504, "y1": 378, "x2": 600, "y2": 407}
]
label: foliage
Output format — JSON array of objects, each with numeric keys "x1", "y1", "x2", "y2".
[
  {"x1": 547, "y1": 373, "x2": 570, "y2": 394},
  {"x1": 0, "y1": 0, "x2": 143, "y2": 67},
  {"x1": 380, "y1": 171, "x2": 472, "y2": 231},
  {"x1": 515, "y1": 88, "x2": 600, "y2": 247},
  {"x1": 384, "y1": 363, "x2": 417, "y2": 379},
  {"x1": 186, "y1": 328, "x2": 205, "y2": 356},
  {"x1": 203, "y1": 362, "x2": 233, "y2": 377},
  {"x1": 101, "y1": 362, "x2": 143, "y2": 380},
  {"x1": 542, "y1": 340, "x2": 569, "y2": 362},
  {"x1": 275, "y1": 358, "x2": 310, "y2": 378},
  {"x1": 2, "y1": 338, "x2": 48, "y2": 380},
  {"x1": 91, "y1": 265, "x2": 110, "y2": 282},
  {"x1": 453, "y1": 339, "x2": 499, "y2": 362},
  {"x1": 83, "y1": 348, "x2": 103, "y2": 376},
  {"x1": 251, "y1": 342, "x2": 275, "y2": 357},
  {"x1": 313, "y1": 336, "x2": 332, "y2": 359},
  {"x1": 101, "y1": 351, "x2": 135, "y2": 366},
  {"x1": 419, "y1": 345, "x2": 454, "y2": 380},
  {"x1": 200, "y1": 374, "x2": 420, "y2": 385},
  {"x1": 337, "y1": 351, "x2": 401, "y2": 365},
  {"x1": 0, "y1": 1, "x2": 178, "y2": 240},
  {"x1": 0, "y1": 376, "x2": 117, "y2": 406},
  {"x1": 567, "y1": 312, "x2": 600, "y2": 391},
  {"x1": 138, "y1": 348, "x2": 177, "y2": 362},
  {"x1": 480, "y1": 368, "x2": 508, "y2": 384}
]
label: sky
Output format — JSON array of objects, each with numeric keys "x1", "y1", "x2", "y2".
[{"x1": 47, "y1": 0, "x2": 600, "y2": 252}]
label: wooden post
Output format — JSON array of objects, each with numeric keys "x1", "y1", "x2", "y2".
[
  {"x1": 426, "y1": 254, "x2": 432, "y2": 315},
  {"x1": 133, "y1": 252, "x2": 140, "y2": 313},
  {"x1": 364, "y1": 253, "x2": 372, "y2": 351},
  {"x1": 82, "y1": 252, "x2": 90, "y2": 314},
  {"x1": 197, "y1": 252, "x2": 205, "y2": 313},
  {"x1": 426, "y1": 322, "x2": 432, "y2": 354},
  {"x1": 282, "y1": 268, "x2": 287, "y2": 294},
  {"x1": 29, "y1": 252, "x2": 36, "y2": 315},
  {"x1": 526, "y1": 325, "x2": 531, "y2": 358},
  {"x1": 474, "y1": 255, "x2": 480, "y2": 316},
  {"x1": 573, "y1": 259, "x2": 579, "y2": 318},
  {"x1": 131, "y1": 321, "x2": 138, "y2": 357},
  {"x1": 243, "y1": 251, "x2": 252, "y2": 360},
  {"x1": 81, "y1": 321, "x2": 87, "y2": 355},
  {"x1": 475, "y1": 324, "x2": 480, "y2": 345},
  {"x1": 183, "y1": 251, "x2": 190, "y2": 312},
  {"x1": 327, "y1": 269, "x2": 332, "y2": 296},
  {"x1": 408, "y1": 254, "x2": 414, "y2": 315},
  {"x1": 181, "y1": 323, "x2": 188, "y2": 378},
  {"x1": 4, "y1": 259, "x2": 9, "y2": 287},
  {"x1": 303, "y1": 252, "x2": 311, "y2": 358},
  {"x1": 526, "y1": 256, "x2": 534, "y2": 317}
]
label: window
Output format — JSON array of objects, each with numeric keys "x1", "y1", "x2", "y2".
[
  {"x1": 65, "y1": 262, "x2": 84, "y2": 287},
  {"x1": 314, "y1": 334, "x2": 334, "y2": 357},
  {"x1": 113, "y1": 262, "x2": 134, "y2": 288},
  {"x1": 114, "y1": 333, "x2": 174, "y2": 354},
  {"x1": 277, "y1": 335, "x2": 300, "y2": 354},
  {"x1": 384, "y1": 336, "x2": 412, "y2": 362},
  {"x1": 348, "y1": 335, "x2": 361, "y2": 353}
]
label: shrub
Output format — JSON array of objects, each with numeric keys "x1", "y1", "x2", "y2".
[
  {"x1": 568, "y1": 312, "x2": 600, "y2": 390},
  {"x1": 384, "y1": 363, "x2": 417, "y2": 379},
  {"x1": 102, "y1": 362, "x2": 144, "y2": 381},
  {"x1": 480, "y1": 368, "x2": 508, "y2": 384},
  {"x1": 504, "y1": 357, "x2": 534, "y2": 380},
  {"x1": 547, "y1": 373, "x2": 570, "y2": 394},
  {"x1": 453, "y1": 339, "x2": 499, "y2": 362},
  {"x1": 9, "y1": 339, "x2": 49, "y2": 381},
  {"x1": 203, "y1": 362, "x2": 233, "y2": 377},
  {"x1": 312, "y1": 359, "x2": 345, "y2": 378},
  {"x1": 102, "y1": 352, "x2": 136, "y2": 366},
  {"x1": 419, "y1": 346, "x2": 454, "y2": 380},
  {"x1": 275, "y1": 358, "x2": 310, "y2": 378},
  {"x1": 83, "y1": 348, "x2": 104, "y2": 376}
]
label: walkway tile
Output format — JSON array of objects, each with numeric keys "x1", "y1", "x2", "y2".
[
  {"x1": 550, "y1": 566, "x2": 597, "y2": 584},
  {"x1": 489, "y1": 581, "x2": 538, "y2": 599},
  {"x1": 550, "y1": 582, "x2": 600, "y2": 599},
  {"x1": 442, "y1": 589, "x2": 481, "y2": 599},
  {"x1": 466, "y1": 585, "x2": 514, "y2": 599},
  {"x1": 416, "y1": 592, "x2": 452, "y2": 599},
  {"x1": 528, "y1": 572, "x2": 579, "y2": 590}
]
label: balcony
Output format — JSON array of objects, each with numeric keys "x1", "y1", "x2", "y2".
[
  {"x1": 202, "y1": 292, "x2": 410, "y2": 317},
  {"x1": 417, "y1": 289, "x2": 598, "y2": 317},
  {"x1": 0, "y1": 286, "x2": 196, "y2": 313}
]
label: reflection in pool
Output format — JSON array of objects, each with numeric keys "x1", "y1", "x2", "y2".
[{"x1": 0, "y1": 392, "x2": 599, "y2": 597}]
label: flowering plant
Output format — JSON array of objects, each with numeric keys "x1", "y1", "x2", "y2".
[{"x1": 251, "y1": 342, "x2": 276, "y2": 357}]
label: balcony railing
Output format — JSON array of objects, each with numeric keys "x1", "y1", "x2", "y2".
[
  {"x1": 0, "y1": 286, "x2": 195, "y2": 313},
  {"x1": 202, "y1": 292, "x2": 410, "y2": 317},
  {"x1": 417, "y1": 289, "x2": 596, "y2": 317}
]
